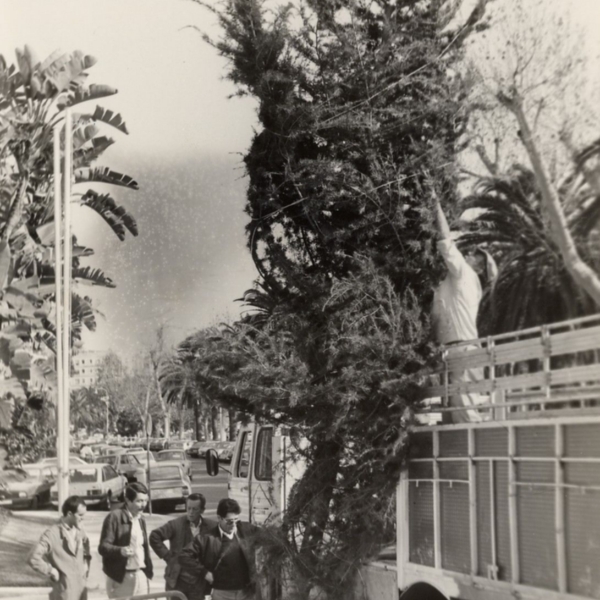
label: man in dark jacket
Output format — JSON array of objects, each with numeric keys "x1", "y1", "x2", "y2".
[
  {"x1": 149, "y1": 493, "x2": 215, "y2": 600},
  {"x1": 179, "y1": 498, "x2": 258, "y2": 600},
  {"x1": 98, "y1": 482, "x2": 153, "y2": 598}
]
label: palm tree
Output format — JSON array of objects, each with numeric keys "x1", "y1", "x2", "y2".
[
  {"x1": 459, "y1": 160, "x2": 600, "y2": 334},
  {"x1": 70, "y1": 386, "x2": 105, "y2": 434},
  {"x1": 159, "y1": 351, "x2": 205, "y2": 441}
]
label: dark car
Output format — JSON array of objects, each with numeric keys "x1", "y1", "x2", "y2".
[
  {"x1": 189, "y1": 441, "x2": 216, "y2": 458},
  {"x1": 0, "y1": 466, "x2": 53, "y2": 510},
  {"x1": 149, "y1": 438, "x2": 167, "y2": 452},
  {"x1": 148, "y1": 463, "x2": 192, "y2": 512}
]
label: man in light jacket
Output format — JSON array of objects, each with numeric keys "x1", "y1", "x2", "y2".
[
  {"x1": 150, "y1": 493, "x2": 215, "y2": 600},
  {"x1": 30, "y1": 495, "x2": 91, "y2": 600}
]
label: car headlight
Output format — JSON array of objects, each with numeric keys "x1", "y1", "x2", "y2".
[{"x1": 18, "y1": 491, "x2": 27, "y2": 498}]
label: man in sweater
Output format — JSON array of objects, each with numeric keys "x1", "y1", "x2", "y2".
[
  {"x1": 149, "y1": 493, "x2": 215, "y2": 600},
  {"x1": 179, "y1": 498, "x2": 259, "y2": 600},
  {"x1": 98, "y1": 482, "x2": 153, "y2": 598},
  {"x1": 30, "y1": 495, "x2": 92, "y2": 600}
]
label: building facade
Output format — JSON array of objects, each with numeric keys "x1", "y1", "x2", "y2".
[{"x1": 71, "y1": 350, "x2": 107, "y2": 389}]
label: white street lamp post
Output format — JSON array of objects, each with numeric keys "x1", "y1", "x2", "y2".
[{"x1": 54, "y1": 109, "x2": 73, "y2": 509}]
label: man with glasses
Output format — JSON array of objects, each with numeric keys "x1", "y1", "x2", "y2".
[
  {"x1": 179, "y1": 498, "x2": 259, "y2": 600},
  {"x1": 150, "y1": 493, "x2": 215, "y2": 600}
]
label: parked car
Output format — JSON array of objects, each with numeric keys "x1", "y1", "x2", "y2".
[
  {"x1": 40, "y1": 456, "x2": 88, "y2": 466},
  {"x1": 126, "y1": 450, "x2": 157, "y2": 470},
  {"x1": 156, "y1": 450, "x2": 193, "y2": 480},
  {"x1": 165, "y1": 439, "x2": 193, "y2": 453},
  {"x1": 214, "y1": 441, "x2": 235, "y2": 463},
  {"x1": 189, "y1": 441, "x2": 217, "y2": 458},
  {"x1": 92, "y1": 454, "x2": 147, "y2": 484},
  {"x1": 147, "y1": 462, "x2": 191, "y2": 512},
  {"x1": 49, "y1": 463, "x2": 127, "y2": 510},
  {"x1": 0, "y1": 466, "x2": 53, "y2": 509},
  {"x1": 149, "y1": 438, "x2": 167, "y2": 452}
]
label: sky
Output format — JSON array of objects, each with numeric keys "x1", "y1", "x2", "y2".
[
  {"x1": 0, "y1": 0, "x2": 260, "y2": 357},
  {"x1": 0, "y1": 0, "x2": 599, "y2": 360}
]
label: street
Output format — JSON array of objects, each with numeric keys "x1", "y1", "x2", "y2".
[{"x1": 161, "y1": 456, "x2": 229, "y2": 518}]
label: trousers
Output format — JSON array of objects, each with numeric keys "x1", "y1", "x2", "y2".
[{"x1": 105, "y1": 571, "x2": 147, "y2": 599}]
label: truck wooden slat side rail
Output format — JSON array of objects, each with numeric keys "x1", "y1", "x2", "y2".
[{"x1": 398, "y1": 314, "x2": 600, "y2": 600}]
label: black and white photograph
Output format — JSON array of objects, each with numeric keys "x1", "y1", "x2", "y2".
[{"x1": 0, "y1": 1, "x2": 599, "y2": 599}]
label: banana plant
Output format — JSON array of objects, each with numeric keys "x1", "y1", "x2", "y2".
[{"x1": 0, "y1": 47, "x2": 141, "y2": 428}]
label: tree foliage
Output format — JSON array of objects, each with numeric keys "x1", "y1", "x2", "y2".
[
  {"x1": 0, "y1": 47, "x2": 139, "y2": 431},
  {"x1": 186, "y1": 0, "x2": 474, "y2": 596}
]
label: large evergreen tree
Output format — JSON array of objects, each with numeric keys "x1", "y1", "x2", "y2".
[{"x1": 187, "y1": 0, "x2": 481, "y2": 596}]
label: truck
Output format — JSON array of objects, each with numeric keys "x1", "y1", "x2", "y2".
[{"x1": 206, "y1": 313, "x2": 600, "y2": 600}]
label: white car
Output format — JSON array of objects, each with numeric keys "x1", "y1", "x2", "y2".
[
  {"x1": 50, "y1": 463, "x2": 127, "y2": 510},
  {"x1": 40, "y1": 456, "x2": 88, "y2": 465}
]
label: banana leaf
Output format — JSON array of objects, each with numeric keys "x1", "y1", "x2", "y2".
[
  {"x1": 0, "y1": 239, "x2": 11, "y2": 287},
  {"x1": 72, "y1": 294, "x2": 97, "y2": 330},
  {"x1": 89, "y1": 105, "x2": 128, "y2": 134},
  {"x1": 57, "y1": 83, "x2": 117, "y2": 110},
  {"x1": 80, "y1": 189, "x2": 138, "y2": 239},
  {"x1": 10, "y1": 349, "x2": 31, "y2": 380},
  {"x1": 3, "y1": 286, "x2": 39, "y2": 319},
  {"x1": 73, "y1": 244, "x2": 94, "y2": 258},
  {"x1": 73, "y1": 135, "x2": 114, "y2": 167},
  {"x1": 72, "y1": 123, "x2": 99, "y2": 150},
  {"x1": 36, "y1": 330, "x2": 56, "y2": 354},
  {"x1": 72, "y1": 266, "x2": 115, "y2": 288},
  {"x1": 0, "y1": 397, "x2": 16, "y2": 429},
  {"x1": 74, "y1": 166, "x2": 138, "y2": 189},
  {"x1": 45, "y1": 50, "x2": 95, "y2": 94},
  {"x1": 0, "y1": 377, "x2": 26, "y2": 398}
]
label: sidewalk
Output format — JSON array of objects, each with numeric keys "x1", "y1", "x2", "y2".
[{"x1": 0, "y1": 509, "x2": 172, "y2": 600}]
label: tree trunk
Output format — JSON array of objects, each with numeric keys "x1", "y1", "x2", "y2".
[
  {"x1": 500, "y1": 92, "x2": 600, "y2": 306},
  {"x1": 228, "y1": 409, "x2": 236, "y2": 441},
  {"x1": 193, "y1": 401, "x2": 200, "y2": 441},
  {"x1": 210, "y1": 407, "x2": 219, "y2": 440}
]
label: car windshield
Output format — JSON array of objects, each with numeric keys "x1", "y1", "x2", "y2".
[
  {"x1": 215, "y1": 442, "x2": 230, "y2": 449},
  {"x1": 22, "y1": 467, "x2": 42, "y2": 477},
  {"x1": 151, "y1": 466, "x2": 181, "y2": 480},
  {"x1": 94, "y1": 455, "x2": 118, "y2": 466},
  {"x1": 0, "y1": 469, "x2": 28, "y2": 483},
  {"x1": 158, "y1": 451, "x2": 182, "y2": 461},
  {"x1": 69, "y1": 468, "x2": 98, "y2": 483}
]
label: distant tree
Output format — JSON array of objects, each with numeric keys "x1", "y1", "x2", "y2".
[
  {"x1": 116, "y1": 408, "x2": 142, "y2": 437},
  {"x1": 71, "y1": 386, "x2": 106, "y2": 434},
  {"x1": 459, "y1": 0, "x2": 600, "y2": 305},
  {"x1": 460, "y1": 160, "x2": 600, "y2": 333}
]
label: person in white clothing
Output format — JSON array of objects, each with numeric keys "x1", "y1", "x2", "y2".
[{"x1": 431, "y1": 190, "x2": 497, "y2": 422}]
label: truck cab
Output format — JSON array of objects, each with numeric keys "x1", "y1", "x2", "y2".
[{"x1": 224, "y1": 423, "x2": 305, "y2": 525}]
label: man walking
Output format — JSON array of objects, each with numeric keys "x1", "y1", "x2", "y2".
[
  {"x1": 179, "y1": 498, "x2": 259, "y2": 600},
  {"x1": 98, "y1": 482, "x2": 153, "y2": 598},
  {"x1": 150, "y1": 493, "x2": 215, "y2": 600},
  {"x1": 30, "y1": 495, "x2": 91, "y2": 600}
]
